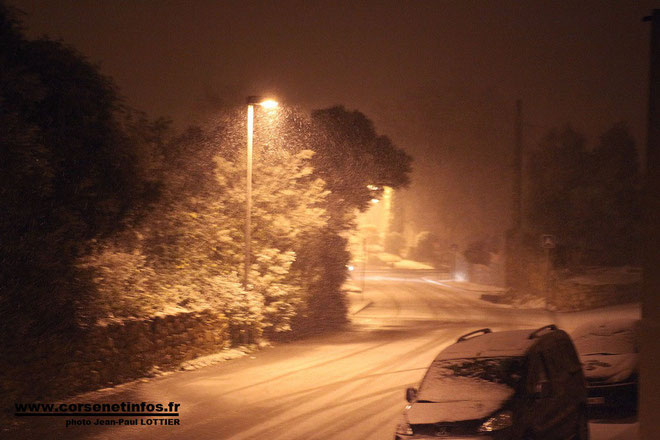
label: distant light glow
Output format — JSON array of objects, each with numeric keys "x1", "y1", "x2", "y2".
[
  {"x1": 259, "y1": 99, "x2": 278, "y2": 109},
  {"x1": 367, "y1": 184, "x2": 379, "y2": 190},
  {"x1": 347, "y1": 265, "x2": 354, "y2": 271},
  {"x1": 371, "y1": 198, "x2": 379, "y2": 204},
  {"x1": 454, "y1": 272, "x2": 466, "y2": 282}
]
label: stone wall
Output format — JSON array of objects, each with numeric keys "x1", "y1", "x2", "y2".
[
  {"x1": 3, "y1": 310, "x2": 228, "y2": 419},
  {"x1": 551, "y1": 281, "x2": 641, "y2": 311}
]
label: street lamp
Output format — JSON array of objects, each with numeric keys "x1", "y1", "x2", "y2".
[{"x1": 244, "y1": 96, "x2": 278, "y2": 287}]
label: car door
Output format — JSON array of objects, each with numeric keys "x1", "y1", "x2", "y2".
[
  {"x1": 542, "y1": 341, "x2": 578, "y2": 439},
  {"x1": 527, "y1": 349, "x2": 557, "y2": 440}
]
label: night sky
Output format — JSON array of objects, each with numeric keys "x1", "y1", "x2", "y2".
[{"x1": 9, "y1": 0, "x2": 658, "y2": 243}]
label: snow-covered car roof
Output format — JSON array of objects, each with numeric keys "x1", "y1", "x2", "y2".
[
  {"x1": 572, "y1": 318, "x2": 639, "y2": 338},
  {"x1": 572, "y1": 319, "x2": 640, "y2": 355},
  {"x1": 571, "y1": 319, "x2": 640, "y2": 384},
  {"x1": 436, "y1": 329, "x2": 543, "y2": 360}
]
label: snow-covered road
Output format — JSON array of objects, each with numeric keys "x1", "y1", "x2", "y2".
[{"x1": 13, "y1": 270, "x2": 640, "y2": 439}]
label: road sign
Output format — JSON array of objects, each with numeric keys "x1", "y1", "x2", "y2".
[{"x1": 541, "y1": 234, "x2": 556, "y2": 249}]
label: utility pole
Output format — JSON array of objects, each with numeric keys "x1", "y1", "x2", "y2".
[
  {"x1": 513, "y1": 99, "x2": 523, "y2": 231},
  {"x1": 243, "y1": 96, "x2": 279, "y2": 288},
  {"x1": 640, "y1": 10, "x2": 660, "y2": 438},
  {"x1": 506, "y1": 100, "x2": 524, "y2": 290},
  {"x1": 244, "y1": 101, "x2": 254, "y2": 287}
]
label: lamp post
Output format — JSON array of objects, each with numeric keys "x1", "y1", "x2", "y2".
[{"x1": 244, "y1": 96, "x2": 278, "y2": 287}]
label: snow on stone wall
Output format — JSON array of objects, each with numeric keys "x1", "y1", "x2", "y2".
[{"x1": 2, "y1": 310, "x2": 229, "y2": 421}]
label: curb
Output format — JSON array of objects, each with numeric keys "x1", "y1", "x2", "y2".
[
  {"x1": 423, "y1": 278, "x2": 508, "y2": 294},
  {"x1": 350, "y1": 300, "x2": 374, "y2": 315}
]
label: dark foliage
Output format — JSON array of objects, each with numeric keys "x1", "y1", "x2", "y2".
[
  {"x1": 463, "y1": 239, "x2": 492, "y2": 266},
  {"x1": 311, "y1": 106, "x2": 413, "y2": 212},
  {"x1": 384, "y1": 232, "x2": 406, "y2": 255},
  {"x1": 0, "y1": 4, "x2": 154, "y2": 340},
  {"x1": 588, "y1": 123, "x2": 641, "y2": 262},
  {"x1": 409, "y1": 231, "x2": 439, "y2": 262},
  {"x1": 293, "y1": 229, "x2": 350, "y2": 328},
  {"x1": 526, "y1": 123, "x2": 641, "y2": 266}
]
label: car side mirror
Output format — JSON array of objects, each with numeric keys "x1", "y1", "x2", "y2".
[
  {"x1": 406, "y1": 387, "x2": 418, "y2": 403},
  {"x1": 533, "y1": 380, "x2": 551, "y2": 399}
]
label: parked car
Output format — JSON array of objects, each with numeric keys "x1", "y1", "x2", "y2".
[
  {"x1": 394, "y1": 325, "x2": 588, "y2": 440},
  {"x1": 571, "y1": 318, "x2": 639, "y2": 412}
]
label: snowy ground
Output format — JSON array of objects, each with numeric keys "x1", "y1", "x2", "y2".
[{"x1": 10, "y1": 270, "x2": 641, "y2": 440}]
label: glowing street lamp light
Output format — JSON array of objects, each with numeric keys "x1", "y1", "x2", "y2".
[
  {"x1": 368, "y1": 184, "x2": 381, "y2": 204},
  {"x1": 244, "y1": 96, "x2": 278, "y2": 287},
  {"x1": 259, "y1": 99, "x2": 278, "y2": 109}
]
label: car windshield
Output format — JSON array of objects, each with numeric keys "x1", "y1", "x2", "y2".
[{"x1": 416, "y1": 357, "x2": 523, "y2": 403}]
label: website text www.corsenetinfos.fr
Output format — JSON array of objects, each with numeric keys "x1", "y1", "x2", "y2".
[{"x1": 15, "y1": 401, "x2": 182, "y2": 427}]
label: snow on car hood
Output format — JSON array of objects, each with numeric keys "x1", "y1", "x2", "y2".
[
  {"x1": 408, "y1": 377, "x2": 514, "y2": 423},
  {"x1": 581, "y1": 353, "x2": 638, "y2": 383},
  {"x1": 406, "y1": 399, "x2": 507, "y2": 424}
]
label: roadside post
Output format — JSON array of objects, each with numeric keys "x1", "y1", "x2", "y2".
[
  {"x1": 540, "y1": 234, "x2": 556, "y2": 309},
  {"x1": 361, "y1": 237, "x2": 367, "y2": 295},
  {"x1": 450, "y1": 243, "x2": 458, "y2": 280}
]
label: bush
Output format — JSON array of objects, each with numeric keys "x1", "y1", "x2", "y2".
[
  {"x1": 463, "y1": 239, "x2": 492, "y2": 266},
  {"x1": 410, "y1": 231, "x2": 438, "y2": 262},
  {"x1": 384, "y1": 232, "x2": 406, "y2": 255}
]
